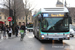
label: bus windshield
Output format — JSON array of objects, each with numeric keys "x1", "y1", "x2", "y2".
[
  {"x1": 41, "y1": 17, "x2": 69, "y2": 32},
  {"x1": 27, "y1": 24, "x2": 33, "y2": 28}
]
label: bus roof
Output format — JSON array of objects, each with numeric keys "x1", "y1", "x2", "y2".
[
  {"x1": 34, "y1": 7, "x2": 69, "y2": 18},
  {"x1": 40, "y1": 7, "x2": 69, "y2": 12}
]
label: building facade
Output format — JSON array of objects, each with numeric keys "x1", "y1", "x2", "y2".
[
  {"x1": 0, "y1": 8, "x2": 9, "y2": 25},
  {"x1": 68, "y1": 8, "x2": 75, "y2": 25},
  {"x1": 56, "y1": 0, "x2": 75, "y2": 25},
  {"x1": 14, "y1": 0, "x2": 33, "y2": 25},
  {"x1": 56, "y1": 0, "x2": 63, "y2": 7}
]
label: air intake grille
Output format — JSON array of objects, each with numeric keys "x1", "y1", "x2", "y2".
[{"x1": 44, "y1": 8, "x2": 64, "y2": 11}]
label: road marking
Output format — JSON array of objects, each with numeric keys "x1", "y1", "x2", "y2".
[
  {"x1": 27, "y1": 36, "x2": 34, "y2": 38},
  {"x1": 64, "y1": 45, "x2": 74, "y2": 50},
  {"x1": 26, "y1": 34, "x2": 34, "y2": 38},
  {"x1": 0, "y1": 40, "x2": 3, "y2": 42}
]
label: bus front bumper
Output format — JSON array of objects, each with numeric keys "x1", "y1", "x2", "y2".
[
  {"x1": 44, "y1": 38, "x2": 70, "y2": 40},
  {"x1": 40, "y1": 35, "x2": 70, "y2": 40}
]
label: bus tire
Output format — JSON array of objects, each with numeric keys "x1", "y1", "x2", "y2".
[
  {"x1": 70, "y1": 34, "x2": 74, "y2": 37},
  {"x1": 34, "y1": 35, "x2": 36, "y2": 38},
  {"x1": 59, "y1": 40, "x2": 63, "y2": 43},
  {"x1": 29, "y1": 30, "x2": 30, "y2": 32},
  {"x1": 33, "y1": 31, "x2": 35, "y2": 34},
  {"x1": 72, "y1": 34, "x2": 74, "y2": 37}
]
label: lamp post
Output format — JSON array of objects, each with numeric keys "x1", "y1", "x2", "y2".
[{"x1": 9, "y1": 0, "x2": 11, "y2": 26}]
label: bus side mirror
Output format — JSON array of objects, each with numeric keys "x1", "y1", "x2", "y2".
[
  {"x1": 69, "y1": 17, "x2": 72, "y2": 24},
  {"x1": 38, "y1": 16, "x2": 41, "y2": 21}
]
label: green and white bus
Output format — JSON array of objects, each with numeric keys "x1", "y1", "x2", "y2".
[
  {"x1": 33, "y1": 7, "x2": 72, "y2": 42},
  {"x1": 27, "y1": 23, "x2": 33, "y2": 32}
]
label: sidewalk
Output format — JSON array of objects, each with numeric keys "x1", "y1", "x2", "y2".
[
  {"x1": 0, "y1": 33, "x2": 16, "y2": 41},
  {"x1": 0, "y1": 30, "x2": 29, "y2": 42}
]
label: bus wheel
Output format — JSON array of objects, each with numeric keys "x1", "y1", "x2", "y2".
[
  {"x1": 70, "y1": 34, "x2": 74, "y2": 37},
  {"x1": 29, "y1": 30, "x2": 30, "y2": 32},
  {"x1": 59, "y1": 40, "x2": 63, "y2": 43},
  {"x1": 34, "y1": 35, "x2": 36, "y2": 38},
  {"x1": 72, "y1": 35, "x2": 74, "y2": 37},
  {"x1": 71, "y1": 34, "x2": 74, "y2": 37}
]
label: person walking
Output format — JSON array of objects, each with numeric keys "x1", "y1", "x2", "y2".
[
  {"x1": 15, "y1": 25, "x2": 19, "y2": 37},
  {"x1": 20, "y1": 23, "x2": 26, "y2": 41},
  {"x1": 8, "y1": 26, "x2": 12, "y2": 38},
  {"x1": 6, "y1": 25, "x2": 10, "y2": 37},
  {"x1": 0, "y1": 25, "x2": 2, "y2": 39},
  {"x1": 3, "y1": 25, "x2": 6, "y2": 37}
]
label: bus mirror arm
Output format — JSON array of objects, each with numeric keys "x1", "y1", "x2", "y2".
[
  {"x1": 38, "y1": 16, "x2": 41, "y2": 21},
  {"x1": 69, "y1": 17, "x2": 72, "y2": 24},
  {"x1": 37, "y1": 27, "x2": 39, "y2": 29}
]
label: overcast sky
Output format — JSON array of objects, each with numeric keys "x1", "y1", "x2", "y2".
[
  {"x1": 29, "y1": 0, "x2": 75, "y2": 10},
  {"x1": 0, "y1": 0, "x2": 75, "y2": 9},
  {"x1": 0, "y1": 0, "x2": 75, "y2": 14},
  {"x1": 0, "y1": 0, "x2": 4, "y2": 8}
]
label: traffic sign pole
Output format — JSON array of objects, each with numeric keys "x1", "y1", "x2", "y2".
[
  {"x1": 7, "y1": 17, "x2": 12, "y2": 21},
  {"x1": 7, "y1": 17, "x2": 12, "y2": 26}
]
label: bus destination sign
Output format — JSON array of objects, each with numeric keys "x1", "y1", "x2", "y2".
[
  {"x1": 42, "y1": 13, "x2": 65, "y2": 17},
  {"x1": 51, "y1": 14, "x2": 64, "y2": 17}
]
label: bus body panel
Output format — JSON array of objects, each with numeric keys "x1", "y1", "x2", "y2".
[
  {"x1": 33, "y1": 7, "x2": 71, "y2": 41},
  {"x1": 38, "y1": 31, "x2": 70, "y2": 40}
]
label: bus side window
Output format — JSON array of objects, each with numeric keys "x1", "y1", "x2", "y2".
[
  {"x1": 37, "y1": 22, "x2": 40, "y2": 29},
  {"x1": 69, "y1": 17, "x2": 72, "y2": 24}
]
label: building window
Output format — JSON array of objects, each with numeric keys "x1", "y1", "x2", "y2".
[
  {"x1": 74, "y1": 19, "x2": 75, "y2": 23},
  {"x1": 19, "y1": 17, "x2": 21, "y2": 19},
  {"x1": 5, "y1": 16, "x2": 6, "y2": 19},
  {"x1": 23, "y1": 17, "x2": 24, "y2": 20},
  {"x1": 4, "y1": 21, "x2": 6, "y2": 24},
  {"x1": 29, "y1": 17, "x2": 30, "y2": 20},
  {"x1": 19, "y1": 22, "x2": 21, "y2": 25},
  {"x1": 0, "y1": 16, "x2": 1, "y2": 19}
]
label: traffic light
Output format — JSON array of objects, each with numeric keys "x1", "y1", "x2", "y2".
[
  {"x1": 10, "y1": 9, "x2": 13, "y2": 16},
  {"x1": 13, "y1": 21, "x2": 14, "y2": 24}
]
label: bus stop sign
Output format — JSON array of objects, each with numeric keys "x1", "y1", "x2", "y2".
[{"x1": 7, "y1": 17, "x2": 12, "y2": 21}]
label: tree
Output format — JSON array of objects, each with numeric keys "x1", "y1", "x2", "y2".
[
  {"x1": 24, "y1": 0, "x2": 34, "y2": 26},
  {"x1": 3, "y1": 0, "x2": 25, "y2": 34}
]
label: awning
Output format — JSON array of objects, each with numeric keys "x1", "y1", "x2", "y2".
[{"x1": 0, "y1": 21, "x2": 5, "y2": 24}]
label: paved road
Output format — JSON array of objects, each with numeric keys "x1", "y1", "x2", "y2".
[{"x1": 0, "y1": 32, "x2": 75, "y2": 50}]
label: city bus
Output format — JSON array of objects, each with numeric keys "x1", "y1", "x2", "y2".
[
  {"x1": 27, "y1": 23, "x2": 33, "y2": 32},
  {"x1": 33, "y1": 7, "x2": 72, "y2": 42}
]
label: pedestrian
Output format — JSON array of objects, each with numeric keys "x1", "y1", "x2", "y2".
[
  {"x1": 3, "y1": 25, "x2": 6, "y2": 37},
  {"x1": 8, "y1": 26, "x2": 12, "y2": 38},
  {"x1": 0, "y1": 25, "x2": 2, "y2": 39},
  {"x1": 6, "y1": 25, "x2": 9, "y2": 37},
  {"x1": 15, "y1": 25, "x2": 19, "y2": 37},
  {"x1": 20, "y1": 23, "x2": 26, "y2": 41}
]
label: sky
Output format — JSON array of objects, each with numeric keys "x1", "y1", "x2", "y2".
[
  {"x1": 24, "y1": 0, "x2": 75, "y2": 15},
  {"x1": 0, "y1": 0, "x2": 75, "y2": 9},
  {"x1": 0, "y1": 0, "x2": 75, "y2": 14},
  {"x1": 28, "y1": 0, "x2": 75, "y2": 10},
  {"x1": 0, "y1": 0, "x2": 4, "y2": 8}
]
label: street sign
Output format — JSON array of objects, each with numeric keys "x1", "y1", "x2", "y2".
[
  {"x1": 7, "y1": 17, "x2": 12, "y2": 21},
  {"x1": 33, "y1": 15, "x2": 35, "y2": 17}
]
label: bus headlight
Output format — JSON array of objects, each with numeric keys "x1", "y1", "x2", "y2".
[
  {"x1": 41, "y1": 35, "x2": 45, "y2": 37},
  {"x1": 67, "y1": 35, "x2": 70, "y2": 37}
]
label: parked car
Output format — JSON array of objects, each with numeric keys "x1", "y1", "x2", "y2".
[{"x1": 70, "y1": 29, "x2": 75, "y2": 37}]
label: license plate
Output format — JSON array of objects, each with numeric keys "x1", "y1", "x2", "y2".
[
  {"x1": 53, "y1": 35, "x2": 59, "y2": 37},
  {"x1": 53, "y1": 38, "x2": 59, "y2": 40}
]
